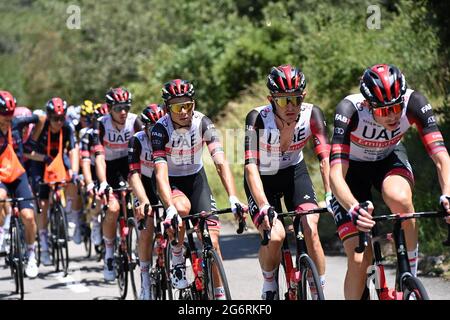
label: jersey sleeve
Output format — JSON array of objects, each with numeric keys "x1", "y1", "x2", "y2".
[
  {"x1": 406, "y1": 91, "x2": 447, "y2": 157},
  {"x1": 244, "y1": 109, "x2": 262, "y2": 166},
  {"x1": 65, "y1": 122, "x2": 76, "y2": 151},
  {"x1": 15, "y1": 114, "x2": 39, "y2": 129},
  {"x1": 201, "y1": 116, "x2": 224, "y2": 158},
  {"x1": 330, "y1": 99, "x2": 358, "y2": 166},
  {"x1": 128, "y1": 135, "x2": 142, "y2": 175},
  {"x1": 150, "y1": 123, "x2": 169, "y2": 164},
  {"x1": 310, "y1": 105, "x2": 331, "y2": 161},
  {"x1": 92, "y1": 121, "x2": 105, "y2": 156}
]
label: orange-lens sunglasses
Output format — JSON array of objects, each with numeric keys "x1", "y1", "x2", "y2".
[
  {"x1": 169, "y1": 101, "x2": 194, "y2": 113},
  {"x1": 372, "y1": 103, "x2": 403, "y2": 117}
]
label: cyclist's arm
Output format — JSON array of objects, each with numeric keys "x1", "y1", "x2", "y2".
[
  {"x1": 407, "y1": 92, "x2": 450, "y2": 195},
  {"x1": 66, "y1": 123, "x2": 79, "y2": 175},
  {"x1": 151, "y1": 123, "x2": 173, "y2": 209},
  {"x1": 127, "y1": 136, "x2": 149, "y2": 205},
  {"x1": 80, "y1": 131, "x2": 93, "y2": 185},
  {"x1": 202, "y1": 116, "x2": 238, "y2": 197},
  {"x1": 311, "y1": 105, "x2": 332, "y2": 194},
  {"x1": 93, "y1": 121, "x2": 107, "y2": 184},
  {"x1": 23, "y1": 118, "x2": 46, "y2": 161},
  {"x1": 244, "y1": 110, "x2": 270, "y2": 208},
  {"x1": 329, "y1": 99, "x2": 359, "y2": 210}
]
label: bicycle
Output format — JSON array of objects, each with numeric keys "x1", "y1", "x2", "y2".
[
  {"x1": 167, "y1": 206, "x2": 246, "y2": 300},
  {"x1": 37, "y1": 180, "x2": 70, "y2": 277},
  {"x1": 102, "y1": 182, "x2": 135, "y2": 300},
  {"x1": 356, "y1": 208, "x2": 450, "y2": 300},
  {"x1": 261, "y1": 201, "x2": 327, "y2": 300},
  {"x1": 78, "y1": 182, "x2": 98, "y2": 258},
  {"x1": 0, "y1": 196, "x2": 36, "y2": 300},
  {"x1": 127, "y1": 202, "x2": 166, "y2": 300}
]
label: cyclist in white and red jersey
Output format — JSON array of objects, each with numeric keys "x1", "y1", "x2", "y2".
[
  {"x1": 128, "y1": 104, "x2": 166, "y2": 300},
  {"x1": 244, "y1": 65, "x2": 332, "y2": 300},
  {"x1": 92, "y1": 87, "x2": 143, "y2": 281},
  {"x1": 151, "y1": 79, "x2": 247, "y2": 299},
  {"x1": 329, "y1": 64, "x2": 450, "y2": 299}
]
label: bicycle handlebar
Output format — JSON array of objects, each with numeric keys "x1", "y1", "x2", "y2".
[
  {"x1": 137, "y1": 203, "x2": 150, "y2": 231},
  {"x1": 354, "y1": 203, "x2": 369, "y2": 254},
  {"x1": 355, "y1": 209, "x2": 450, "y2": 252},
  {"x1": 261, "y1": 206, "x2": 328, "y2": 246}
]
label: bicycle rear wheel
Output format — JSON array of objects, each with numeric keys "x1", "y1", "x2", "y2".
[
  {"x1": 402, "y1": 276, "x2": 429, "y2": 300},
  {"x1": 297, "y1": 254, "x2": 325, "y2": 300},
  {"x1": 127, "y1": 218, "x2": 139, "y2": 300},
  {"x1": 10, "y1": 223, "x2": 24, "y2": 300},
  {"x1": 205, "y1": 249, "x2": 231, "y2": 300},
  {"x1": 56, "y1": 204, "x2": 70, "y2": 277},
  {"x1": 82, "y1": 223, "x2": 92, "y2": 258}
]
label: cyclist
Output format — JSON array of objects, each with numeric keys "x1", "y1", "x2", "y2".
[
  {"x1": 329, "y1": 64, "x2": 450, "y2": 300},
  {"x1": 92, "y1": 87, "x2": 143, "y2": 281},
  {"x1": 0, "y1": 91, "x2": 45, "y2": 278},
  {"x1": 151, "y1": 79, "x2": 247, "y2": 299},
  {"x1": 71, "y1": 100, "x2": 104, "y2": 245},
  {"x1": 80, "y1": 102, "x2": 109, "y2": 247},
  {"x1": 128, "y1": 103, "x2": 166, "y2": 300},
  {"x1": 244, "y1": 65, "x2": 332, "y2": 300},
  {"x1": 24, "y1": 97, "x2": 79, "y2": 266}
]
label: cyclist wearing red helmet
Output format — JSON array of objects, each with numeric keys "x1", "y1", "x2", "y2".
[
  {"x1": 92, "y1": 87, "x2": 143, "y2": 281},
  {"x1": 244, "y1": 65, "x2": 331, "y2": 300},
  {"x1": 151, "y1": 79, "x2": 247, "y2": 299},
  {"x1": 24, "y1": 97, "x2": 79, "y2": 266},
  {"x1": 128, "y1": 103, "x2": 166, "y2": 300},
  {"x1": 329, "y1": 64, "x2": 450, "y2": 299},
  {"x1": 0, "y1": 91, "x2": 46, "y2": 278}
]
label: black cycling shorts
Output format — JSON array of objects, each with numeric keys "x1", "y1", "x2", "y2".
[
  {"x1": 244, "y1": 160, "x2": 317, "y2": 226},
  {"x1": 332, "y1": 143, "x2": 414, "y2": 242},
  {"x1": 169, "y1": 167, "x2": 219, "y2": 230},
  {"x1": 0, "y1": 172, "x2": 35, "y2": 210},
  {"x1": 106, "y1": 157, "x2": 129, "y2": 189}
]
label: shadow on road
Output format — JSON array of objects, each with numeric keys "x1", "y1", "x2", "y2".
[{"x1": 219, "y1": 232, "x2": 260, "y2": 261}]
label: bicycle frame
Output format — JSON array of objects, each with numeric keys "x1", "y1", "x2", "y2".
[{"x1": 363, "y1": 211, "x2": 449, "y2": 300}]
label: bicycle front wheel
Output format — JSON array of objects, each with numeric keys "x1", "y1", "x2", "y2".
[
  {"x1": 151, "y1": 235, "x2": 171, "y2": 300},
  {"x1": 56, "y1": 204, "x2": 70, "y2": 277},
  {"x1": 10, "y1": 223, "x2": 24, "y2": 300},
  {"x1": 298, "y1": 255, "x2": 325, "y2": 300},
  {"x1": 127, "y1": 218, "x2": 139, "y2": 300},
  {"x1": 205, "y1": 249, "x2": 231, "y2": 300},
  {"x1": 402, "y1": 276, "x2": 429, "y2": 300}
]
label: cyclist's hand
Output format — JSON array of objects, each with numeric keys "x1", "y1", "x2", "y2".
[
  {"x1": 440, "y1": 195, "x2": 450, "y2": 224},
  {"x1": 98, "y1": 181, "x2": 111, "y2": 196},
  {"x1": 71, "y1": 172, "x2": 80, "y2": 185},
  {"x1": 135, "y1": 201, "x2": 150, "y2": 221},
  {"x1": 349, "y1": 201, "x2": 375, "y2": 232},
  {"x1": 86, "y1": 182, "x2": 96, "y2": 196},
  {"x1": 325, "y1": 192, "x2": 333, "y2": 214},
  {"x1": 163, "y1": 205, "x2": 182, "y2": 233},
  {"x1": 229, "y1": 195, "x2": 248, "y2": 220},
  {"x1": 255, "y1": 204, "x2": 275, "y2": 230}
]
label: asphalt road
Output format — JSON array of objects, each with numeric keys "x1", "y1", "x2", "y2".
[{"x1": 0, "y1": 222, "x2": 449, "y2": 300}]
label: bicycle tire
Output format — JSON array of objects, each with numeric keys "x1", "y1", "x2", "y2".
[
  {"x1": 205, "y1": 249, "x2": 231, "y2": 300},
  {"x1": 83, "y1": 223, "x2": 92, "y2": 258},
  {"x1": 127, "y1": 218, "x2": 140, "y2": 300},
  {"x1": 276, "y1": 257, "x2": 289, "y2": 300},
  {"x1": 116, "y1": 224, "x2": 129, "y2": 300},
  {"x1": 402, "y1": 276, "x2": 430, "y2": 300},
  {"x1": 56, "y1": 204, "x2": 70, "y2": 277},
  {"x1": 150, "y1": 235, "x2": 171, "y2": 300},
  {"x1": 10, "y1": 223, "x2": 24, "y2": 300},
  {"x1": 297, "y1": 254, "x2": 325, "y2": 300}
]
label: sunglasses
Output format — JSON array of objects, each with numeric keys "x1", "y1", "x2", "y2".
[
  {"x1": 371, "y1": 103, "x2": 403, "y2": 117},
  {"x1": 111, "y1": 104, "x2": 131, "y2": 113},
  {"x1": 272, "y1": 95, "x2": 303, "y2": 108},
  {"x1": 168, "y1": 101, "x2": 194, "y2": 114},
  {"x1": 50, "y1": 115, "x2": 66, "y2": 122}
]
